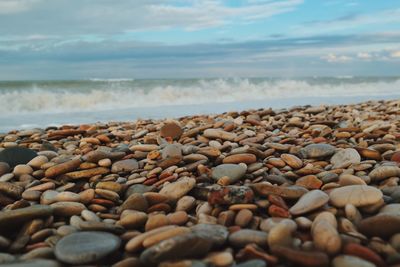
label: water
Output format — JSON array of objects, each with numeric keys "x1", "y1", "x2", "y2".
[{"x1": 0, "y1": 77, "x2": 399, "y2": 132}]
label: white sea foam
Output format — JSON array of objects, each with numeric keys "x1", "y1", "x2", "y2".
[{"x1": 0, "y1": 78, "x2": 399, "y2": 115}]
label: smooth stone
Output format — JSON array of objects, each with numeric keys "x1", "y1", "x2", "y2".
[
  {"x1": 55, "y1": 231, "x2": 120, "y2": 265},
  {"x1": 176, "y1": 196, "x2": 196, "y2": 212},
  {"x1": 140, "y1": 233, "x2": 213, "y2": 265},
  {"x1": 329, "y1": 185, "x2": 383, "y2": 207},
  {"x1": 0, "y1": 147, "x2": 37, "y2": 168},
  {"x1": 203, "y1": 129, "x2": 237, "y2": 141},
  {"x1": 332, "y1": 255, "x2": 375, "y2": 267},
  {"x1": 111, "y1": 159, "x2": 139, "y2": 173},
  {"x1": 289, "y1": 190, "x2": 329, "y2": 215},
  {"x1": 191, "y1": 224, "x2": 229, "y2": 248},
  {"x1": 235, "y1": 259, "x2": 267, "y2": 267},
  {"x1": 299, "y1": 143, "x2": 336, "y2": 159},
  {"x1": 369, "y1": 166, "x2": 400, "y2": 181},
  {"x1": 0, "y1": 162, "x2": 10, "y2": 176},
  {"x1": 223, "y1": 154, "x2": 257, "y2": 164},
  {"x1": 159, "y1": 177, "x2": 196, "y2": 201},
  {"x1": 358, "y1": 214, "x2": 400, "y2": 238},
  {"x1": 158, "y1": 144, "x2": 183, "y2": 168},
  {"x1": 379, "y1": 203, "x2": 400, "y2": 216},
  {"x1": 228, "y1": 229, "x2": 268, "y2": 248},
  {"x1": 0, "y1": 205, "x2": 53, "y2": 227},
  {"x1": 125, "y1": 184, "x2": 153, "y2": 198},
  {"x1": 268, "y1": 219, "x2": 296, "y2": 248},
  {"x1": 330, "y1": 148, "x2": 361, "y2": 169},
  {"x1": 312, "y1": 212, "x2": 341, "y2": 255},
  {"x1": 13, "y1": 164, "x2": 33, "y2": 176},
  {"x1": 50, "y1": 202, "x2": 86, "y2": 216},
  {"x1": 119, "y1": 193, "x2": 149, "y2": 212},
  {"x1": 119, "y1": 211, "x2": 148, "y2": 229},
  {"x1": 27, "y1": 156, "x2": 49, "y2": 169},
  {"x1": 45, "y1": 159, "x2": 81, "y2": 178},
  {"x1": 211, "y1": 164, "x2": 247, "y2": 181},
  {"x1": 160, "y1": 121, "x2": 183, "y2": 140},
  {"x1": 281, "y1": 153, "x2": 303, "y2": 169},
  {"x1": 66, "y1": 167, "x2": 109, "y2": 179}
]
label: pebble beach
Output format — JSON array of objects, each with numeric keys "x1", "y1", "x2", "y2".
[{"x1": 0, "y1": 98, "x2": 400, "y2": 267}]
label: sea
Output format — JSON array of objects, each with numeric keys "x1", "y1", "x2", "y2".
[{"x1": 1, "y1": 77, "x2": 400, "y2": 132}]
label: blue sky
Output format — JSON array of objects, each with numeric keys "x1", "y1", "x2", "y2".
[{"x1": 0, "y1": 0, "x2": 399, "y2": 80}]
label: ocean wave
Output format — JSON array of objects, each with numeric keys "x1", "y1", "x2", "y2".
[{"x1": 0, "y1": 78, "x2": 399, "y2": 114}]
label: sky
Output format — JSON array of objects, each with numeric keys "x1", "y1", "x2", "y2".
[{"x1": 0, "y1": 0, "x2": 399, "y2": 80}]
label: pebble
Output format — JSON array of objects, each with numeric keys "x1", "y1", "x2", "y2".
[
  {"x1": 369, "y1": 165, "x2": 400, "y2": 181},
  {"x1": 223, "y1": 153, "x2": 257, "y2": 164},
  {"x1": 160, "y1": 120, "x2": 183, "y2": 140},
  {"x1": 0, "y1": 205, "x2": 53, "y2": 227},
  {"x1": 332, "y1": 255, "x2": 375, "y2": 267},
  {"x1": 50, "y1": 202, "x2": 86, "y2": 216},
  {"x1": 0, "y1": 147, "x2": 37, "y2": 168},
  {"x1": 111, "y1": 159, "x2": 139, "y2": 173},
  {"x1": 330, "y1": 148, "x2": 361, "y2": 169},
  {"x1": 329, "y1": 185, "x2": 383, "y2": 207},
  {"x1": 311, "y1": 211, "x2": 341, "y2": 255},
  {"x1": 211, "y1": 164, "x2": 247, "y2": 181},
  {"x1": 228, "y1": 229, "x2": 268, "y2": 248},
  {"x1": 54, "y1": 231, "x2": 120, "y2": 265},
  {"x1": 159, "y1": 177, "x2": 196, "y2": 201},
  {"x1": 281, "y1": 153, "x2": 303, "y2": 169},
  {"x1": 119, "y1": 193, "x2": 149, "y2": 212},
  {"x1": 299, "y1": 143, "x2": 336, "y2": 159},
  {"x1": 203, "y1": 129, "x2": 237, "y2": 141},
  {"x1": 0, "y1": 162, "x2": 10, "y2": 176},
  {"x1": 289, "y1": 190, "x2": 329, "y2": 215},
  {"x1": 358, "y1": 214, "x2": 400, "y2": 238},
  {"x1": 27, "y1": 156, "x2": 49, "y2": 169},
  {"x1": 13, "y1": 164, "x2": 33, "y2": 176}
]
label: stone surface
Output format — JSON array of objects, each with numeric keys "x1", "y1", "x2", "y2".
[
  {"x1": 369, "y1": 166, "x2": 400, "y2": 181},
  {"x1": 0, "y1": 205, "x2": 53, "y2": 227},
  {"x1": 159, "y1": 177, "x2": 196, "y2": 201},
  {"x1": 299, "y1": 143, "x2": 336, "y2": 159},
  {"x1": 289, "y1": 190, "x2": 329, "y2": 215},
  {"x1": 228, "y1": 229, "x2": 268, "y2": 248},
  {"x1": 330, "y1": 148, "x2": 361, "y2": 169},
  {"x1": 111, "y1": 159, "x2": 139, "y2": 173},
  {"x1": 211, "y1": 164, "x2": 247, "y2": 181},
  {"x1": 329, "y1": 185, "x2": 383, "y2": 207},
  {"x1": 332, "y1": 255, "x2": 375, "y2": 267},
  {"x1": 55, "y1": 231, "x2": 120, "y2": 265},
  {"x1": 358, "y1": 214, "x2": 400, "y2": 238}
]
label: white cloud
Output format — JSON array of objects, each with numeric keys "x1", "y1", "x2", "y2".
[
  {"x1": 357, "y1": 52, "x2": 372, "y2": 59},
  {"x1": 321, "y1": 53, "x2": 352, "y2": 63},
  {"x1": 0, "y1": 0, "x2": 41, "y2": 14}
]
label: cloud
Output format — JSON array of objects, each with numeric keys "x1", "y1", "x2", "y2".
[
  {"x1": 321, "y1": 53, "x2": 352, "y2": 63},
  {"x1": 391, "y1": 51, "x2": 400, "y2": 58},
  {"x1": 0, "y1": 0, "x2": 41, "y2": 14}
]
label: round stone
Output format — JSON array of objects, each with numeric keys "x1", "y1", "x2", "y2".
[
  {"x1": 54, "y1": 231, "x2": 120, "y2": 265},
  {"x1": 160, "y1": 121, "x2": 183, "y2": 140},
  {"x1": 0, "y1": 162, "x2": 10, "y2": 176},
  {"x1": 369, "y1": 166, "x2": 400, "y2": 181},
  {"x1": 159, "y1": 177, "x2": 196, "y2": 201},
  {"x1": 330, "y1": 148, "x2": 361, "y2": 169},
  {"x1": 0, "y1": 147, "x2": 37, "y2": 168},
  {"x1": 111, "y1": 159, "x2": 139, "y2": 173},
  {"x1": 332, "y1": 255, "x2": 375, "y2": 267}
]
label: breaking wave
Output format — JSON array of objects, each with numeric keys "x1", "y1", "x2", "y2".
[{"x1": 0, "y1": 77, "x2": 399, "y2": 114}]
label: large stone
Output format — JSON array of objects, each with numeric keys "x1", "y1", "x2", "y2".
[
  {"x1": 329, "y1": 185, "x2": 382, "y2": 207},
  {"x1": 160, "y1": 121, "x2": 183, "y2": 140},
  {"x1": 289, "y1": 190, "x2": 329, "y2": 215},
  {"x1": 0, "y1": 205, "x2": 53, "y2": 228},
  {"x1": 299, "y1": 144, "x2": 336, "y2": 159},
  {"x1": 119, "y1": 193, "x2": 149, "y2": 213},
  {"x1": 251, "y1": 183, "x2": 308, "y2": 199},
  {"x1": 369, "y1": 166, "x2": 400, "y2": 181},
  {"x1": 191, "y1": 224, "x2": 229, "y2": 248},
  {"x1": 203, "y1": 129, "x2": 237, "y2": 141},
  {"x1": 111, "y1": 159, "x2": 138, "y2": 173},
  {"x1": 330, "y1": 148, "x2": 361, "y2": 169},
  {"x1": 0, "y1": 147, "x2": 37, "y2": 168},
  {"x1": 159, "y1": 177, "x2": 196, "y2": 201},
  {"x1": 0, "y1": 162, "x2": 10, "y2": 176},
  {"x1": 228, "y1": 229, "x2": 268, "y2": 248},
  {"x1": 54, "y1": 231, "x2": 120, "y2": 265},
  {"x1": 140, "y1": 233, "x2": 213, "y2": 265},
  {"x1": 358, "y1": 214, "x2": 400, "y2": 238},
  {"x1": 158, "y1": 144, "x2": 182, "y2": 168},
  {"x1": 332, "y1": 255, "x2": 375, "y2": 267},
  {"x1": 211, "y1": 164, "x2": 247, "y2": 181}
]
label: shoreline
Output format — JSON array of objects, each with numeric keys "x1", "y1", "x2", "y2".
[{"x1": 0, "y1": 99, "x2": 399, "y2": 266}]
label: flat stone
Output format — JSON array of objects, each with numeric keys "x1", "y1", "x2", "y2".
[
  {"x1": 45, "y1": 159, "x2": 81, "y2": 178},
  {"x1": 27, "y1": 156, "x2": 49, "y2": 169},
  {"x1": 203, "y1": 129, "x2": 237, "y2": 141},
  {"x1": 0, "y1": 205, "x2": 53, "y2": 227},
  {"x1": 251, "y1": 183, "x2": 308, "y2": 199},
  {"x1": 55, "y1": 231, "x2": 120, "y2": 265},
  {"x1": 50, "y1": 202, "x2": 86, "y2": 216},
  {"x1": 223, "y1": 154, "x2": 257, "y2": 164},
  {"x1": 271, "y1": 245, "x2": 329, "y2": 267},
  {"x1": 280, "y1": 154, "x2": 303, "y2": 169},
  {"x1": 140, "y1": 233, "x2": 213, "y2": 265},
  {"x1": 369, "y1": 166, "x2": 400, "y2": 181},
  {"x1": 159, "y1": 177, "x2": 196, "y2": 201},
  {"x1": 65, "y1": 167, "x2": 109, "y2": 179},
  {"x1": 329, "y1": 185, "x2": 383, "y2": 207},
  {"x1": 0, "y1": 147, "x2": 37, "y2": 168},
  {"x1": 333, "y1": 255, "x2": 375, "y2": 267},
  {"x1": 111, "y1": 159, "x2": 138, "y2": 173},
  {"x1": 358, "y1": 214, "x2": 400, "y2": 238},
  {"x1": 289, "y1": 190, "x2": 329, "y2": 215},
  {"x1": 0, "y1": 182, "x2": 23, "y2": 199},
  {"x1": 379, "y1": 203, "x2": 400, "y2": 216},
  {"x1": 211, "y1": 164, "x2": 247, "y2": 181},
  {"x1": 330, "y1": 148, "x2": 361, "y2": 169},
  {"x1": 228, "y1": 229, "x2": 268, "y2": 248},
  {"x1": 299, "y1": 144, "x2": 336, "y2": 159}
]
